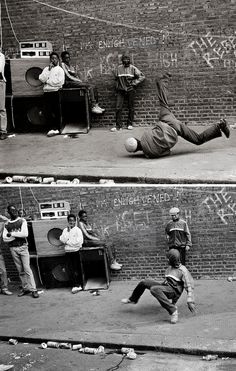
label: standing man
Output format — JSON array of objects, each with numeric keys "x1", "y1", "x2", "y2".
[
  {"x1": 0, "y1": 49, "x2": 8, "y2": 140},
  {"x1": 39, "y1": 52, "x2": 65, "y2": 137},
  {"x1": 0, "y1": 217, "x2": 12, "y2": 295},
  {"x1": 165, "y1": 207, "x2": 192, "y2": 265},
  {"x1": 2, "y1": 205, "x2": 39, "y2": 298},
  {"x1": 111, "y1": 52, "x2": 145, "y2": 132}
]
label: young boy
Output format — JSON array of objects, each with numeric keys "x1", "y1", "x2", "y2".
[
  {"x1": 59, "y1": 213, "x2": 84, "y2": 294},
  {"x1": 111, "y1": 52, "x2": 145, "y2": 132},
  {"x1": 121, "y1": 249, "x2": 195, "y2": 324}
]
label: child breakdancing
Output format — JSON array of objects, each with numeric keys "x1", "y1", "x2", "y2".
[{"x1": 121, "y1": 249, "x2": 196, "y2": 324}]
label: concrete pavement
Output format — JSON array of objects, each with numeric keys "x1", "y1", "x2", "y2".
[
  {"x1": 0, "y1": 125, "x2": 236, "y2": 184},
  {"x1": 1, "y1": 279, "x2": 236, "y2": 357}
]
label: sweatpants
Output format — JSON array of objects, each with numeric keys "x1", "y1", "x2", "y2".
[
  {"x1": 156, "y1": 77, "x2": 222, "y2": 145},
  {"x1": 129, "y1": 279, "x2": 181, "y2": 315}
]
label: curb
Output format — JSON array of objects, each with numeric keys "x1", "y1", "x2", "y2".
[{"x1": 1, "y1": 335, "x2": 236, "y2": 358}]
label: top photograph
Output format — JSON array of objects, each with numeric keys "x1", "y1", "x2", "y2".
[{"x1": 0, "y1": 0, "x2": 235, "y2": 184}]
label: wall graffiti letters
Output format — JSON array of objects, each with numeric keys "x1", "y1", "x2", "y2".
[
  {"x1": 201, "y1": 188, "x2": 236, "y2": 224},
  {"x1": 187, "y1": 31, "x2": 236, "y2": 69}
]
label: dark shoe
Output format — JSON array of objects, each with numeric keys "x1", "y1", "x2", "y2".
[
  {"x1": 32, "y1": 291, "x2": 39, "y2": 298},
  {"x1": 0, "y1": 132, "x2": 8, "y2": 140},
  {"x1": 18, "y1": 290, "x2": 31, "y2": 297},
  {"x1": 219, "y1": 118, "x2": 230, "y2": 138}
]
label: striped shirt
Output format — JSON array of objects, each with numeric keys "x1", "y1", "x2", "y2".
[
  {"x1": 115, "y1": 64, "x2": 145, "y2": 92},
  {"x1": 165, "y1": 218, "x2": 192, "y2": 248}
]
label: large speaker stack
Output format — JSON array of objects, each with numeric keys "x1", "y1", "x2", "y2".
[
  {"x1": 27, "y1": 200, "x2": 110, "y2": 290},
  {"x1": 5, "y1": 41, "x2": 52, "y2": 133}
]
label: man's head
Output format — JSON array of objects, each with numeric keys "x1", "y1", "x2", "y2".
[
  {"x1": 121, "y1": 52, "x2": 131, "y2": 67},
  {"x1": 167, "y1": 249, "x2": 181, "y2": 268},
  {"x1": 67, "y1": 213, "x2": 76, "y2": 229},
  {"x1": 78, "y1": 210, "x2": 87, "y2": 221},
  {"x1": 61, "y1": 51, "x2": 70, "y2": 65},
  {"x1": 50, "y1": 52, "x2": 60, "y2": 66},
  {"x1": 7, "y1": 204, "x2": 18, "y2": 219},
  {"x1": 169, "y1": 207, "x2": 180, "y2": 221},
  {"x1": 124, "y1": 137, "x2": 139, "y2": 153}
]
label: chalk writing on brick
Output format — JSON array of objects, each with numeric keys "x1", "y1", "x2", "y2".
[{"x1": 201, "y1": 188, "x2": 236, "y2": 224}]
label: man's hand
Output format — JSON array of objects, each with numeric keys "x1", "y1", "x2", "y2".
[
  {"x1": 186, "y1": 245, "x2": 191, "y2": 251},
  {"x1": 187, "y1": 302, "x2": 196, "y2": 314},
  {"x1": 7, "y1": 232, "x2": 11, "y2": 237}
]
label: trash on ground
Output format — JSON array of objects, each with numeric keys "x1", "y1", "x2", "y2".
[
  {"x1": 202, "y1": 354, "x2": 218, "y2": 361},
  {"x1": 46, "y1": 341, "x2": 60, "y2": 348},
  {"x1": 40, "y1": 343, "x2": 47, "y2": 349},
  {"x1": 99, "y1": 179, "x2": 115, "y2": 184},
  {"x1": 59, "y1": 343, "x2": 71, "y2": 349},
  {"x1": 227, "y1": 276, "x2": 236, "y2": 282},
  {"x1": 72, "y1": 344, "x2": 82, "y2": 351},
  {"x1": 8, "y1": 338, "x2": 18, "y2": 345},
  {"x1": 126, "y1": 350, "x2": 137, "y2": 360}
]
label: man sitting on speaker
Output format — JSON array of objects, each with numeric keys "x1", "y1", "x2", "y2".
[
  {"x1": 39, "y1": 52, "x2": 65, "y2": 137},
  {"x1": 60, "y1": 51, "x2": 105, "y2": 114},
  {"x1": 0, "y1": 49, "x2": 8, "y2": 140}
]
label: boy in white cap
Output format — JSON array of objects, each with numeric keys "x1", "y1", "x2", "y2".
[
  {"x1": 121, "y1": 249, "x2": 196, "y2": 324},
  {"x1": 165, "y1": 207, "x2": 191, "y2": 265},
  {"x1": 124, "y1": 73, "x2": 230, "y2": 157},
  {"x1": 0, "y1": 49, "x2": 8, "y2": 140},
  {"x1": 111, "y1": 52, "x2": 145, "y2": 132}
]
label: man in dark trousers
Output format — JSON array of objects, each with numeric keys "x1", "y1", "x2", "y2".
[
  {"x1": 165, "y1": 207, "x2": 191, "y2": 265},
  {"x1": 121, "y1": 249, "x2": 196, "y2": 324},
  {"x1": 124, "y1": 73, "x2": 230, "y2": 157},
  {"x1": 111, "y1": 51, "x2": 145, "y2": 132}
]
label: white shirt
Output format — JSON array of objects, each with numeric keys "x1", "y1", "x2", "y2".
[
  {"x1": 39, "y1": 65, "x2": 65, "y2": 92},
  {"x1": 0, "y1": 52, "x2": 6, "y2": 82},
  {"x1": 59, "y1": 226, "x2": 83, "y2": 252}
]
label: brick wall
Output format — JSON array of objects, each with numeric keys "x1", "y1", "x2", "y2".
[
  {"x1": 0, "y1": 186, "x2": 235, "y2": 282},
  {"x1": 1, "y1": 0, "x2": 235, "y2": 126}
]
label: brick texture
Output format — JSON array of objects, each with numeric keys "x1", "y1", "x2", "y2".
[
  {"x1": 1, "y1": 0, "x2": 235, "y2": 126},
  {"x1": 0, "y1": 186, "x2": 235, "y2": 282}
]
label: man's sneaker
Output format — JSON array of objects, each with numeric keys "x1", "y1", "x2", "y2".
[
  {"x1": 47, "y1": 129, "x2": 60, "y2": 137},
  {"x1": 110, "y1": 127, "x2": 122, "y2": 132},
  {"x1": 170, "y1": 309, "x2": 178, "y2": 324},
  {"x1": 127, "y1": 125, "x2": 133, "y2": 130},
  {"x1": 18, "y1": 290, "x2": 31, "y2": 297},
  {"x1": 110, "y1": 262, "x2": 122, "y2": 270},
  {"x1": 32, "y1": 290, "x2": 39, "y2": 298},
  {"x1": 219, "y1": 118, "x2": 230, "y2": 138},
  {"x1": 121, "y1": 298, "x2": 136, "y2": 304},
  {"x1": 1, "y1": 289, "x2": 13, "y2": 295},
  {"x1": 0, "y1": 132, "x2": 8, "y2": 140},
  {"x1": 72, "y1": 286, "x2": 83, "y2": 294},
  {"x1": 91, "y1": 106, "x2": 103, "y2": 114},
  {"x1": 95, "y1": 104, "x2": 105, "y2": 113}
]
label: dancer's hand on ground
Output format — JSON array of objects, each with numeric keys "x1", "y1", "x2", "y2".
[{"x1": 187, "y1": 302, "x2": 196, "y2": 314}]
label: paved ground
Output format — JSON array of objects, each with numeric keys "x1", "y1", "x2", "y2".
[
  {"x1": 1, "y1": 125, "x2": 236, "y2": 184},
  {"x1": 1, "y1": 279, "x2": 236, "y2": 357}
]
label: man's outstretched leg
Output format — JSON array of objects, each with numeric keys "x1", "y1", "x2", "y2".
[{"x1": 121, "y1": 279, "x2": 160, "y2": 304}]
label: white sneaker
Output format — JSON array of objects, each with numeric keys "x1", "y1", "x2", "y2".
[
  {"x1": 110, "y1": 127, "x2": 122, "y2": 132},
  {"x1": 95, "y1": 104, "x2": 105, "y2": 112},
  {"x1": 110, "y1": 262, "x2": 122, "y2": 270},
  {"x1": 121, "y1": 298, "x2": 135, "y2": 304},
  {"x1": 47, "y1": 129, "x2": 60, "y2": 137},
  {"x1": 170, "y1": 309, "x2": 178, "y2": 324},
  {"x1": 91, "y1": 106, "x2": 103, "y2": 114},
  {"x1": 127, "y1": 125, "x2": 133, "y2": 130},
  {"x1": 71, "y1": 286, "x2": 82, "y2": 294}
]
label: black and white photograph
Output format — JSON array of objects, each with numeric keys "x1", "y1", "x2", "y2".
[{"x1": 0, "y1": 0, "x2": 235, "y2": 370}]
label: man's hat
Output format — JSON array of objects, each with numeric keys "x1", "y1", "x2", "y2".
[
  {"x1": 124, "y1": 137, "x2": 138, "y2": 152},
  {"x1": 169, "y1": 207, "x2": 180, "y2": 215}
]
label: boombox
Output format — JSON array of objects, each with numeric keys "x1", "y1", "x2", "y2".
[
  {"x1": 20, "y1": 41, "x2": 53, "y2": 59},
  {"x1": 7, "y1": 58, "x2": 49, "y2": 96},
  {"x1": 39, "y1": 201, "x2": 71, "y2": 220}
]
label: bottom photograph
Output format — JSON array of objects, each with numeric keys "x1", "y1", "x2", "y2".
[{"x1": 0, "y1": 185, "x2": 236, "y2": 370}]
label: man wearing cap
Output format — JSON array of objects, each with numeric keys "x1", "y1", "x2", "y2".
[
  {"x1": 111, "y1": 52, "x2": 145, "y2": 132},
  {"x1": 124, "y1": 73, "x2": 230, "y2": 157},
  {"x1": 121, "y1": 249, "x2": 196, "y2": 324},
  {"x1": 165, "y1": 207, "x2": 192, "y2": 265}
]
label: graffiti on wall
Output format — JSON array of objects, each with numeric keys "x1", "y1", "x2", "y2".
[
  {"x1": 201, "y1": 188, "x2": 236, "y2": 224},
  {"x1": 187, "y1": 31, "x2": 236, "y2": 69}
]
